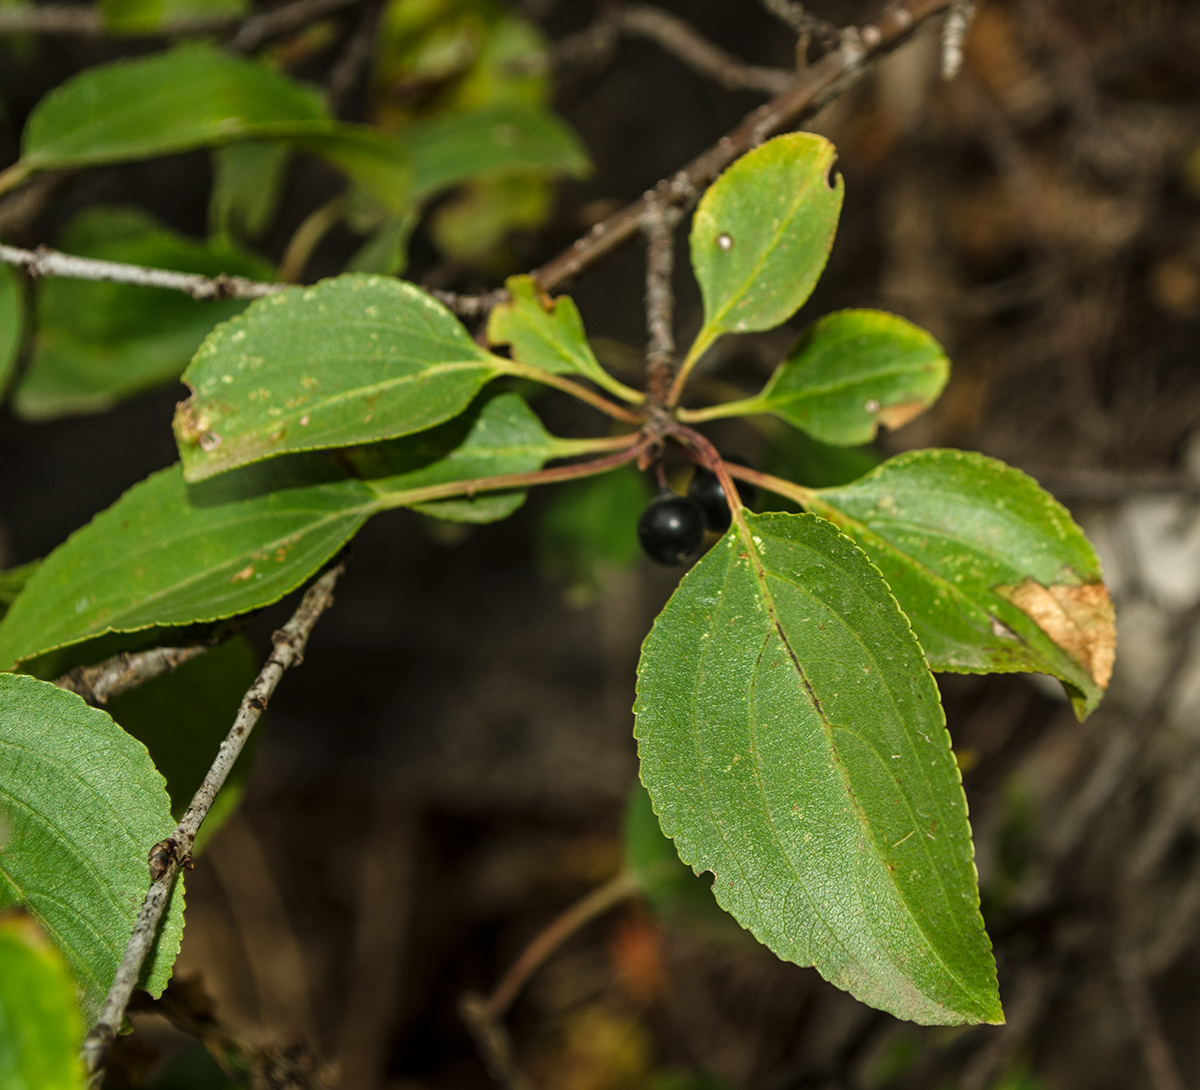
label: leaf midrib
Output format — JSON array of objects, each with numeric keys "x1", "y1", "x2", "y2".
[
  {"x1": 740, "y1": 518, "x2": 981, "y2": 1009},
  {"x1": 6, "y1": 500, "x2": 375, "y2": 662},
  {"x1": 703, "y1": 158, "x2": 827, "y2": 336}
]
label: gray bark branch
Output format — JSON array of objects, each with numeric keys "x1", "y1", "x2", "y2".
[
  {"x1": 79, "y1": 564, "x2": 344, "y2": 1087},
  {"x1": 55, "y1": 646, "x2": 209, "y2": 705},
  {"x1": 0, "y1": 243, "x2": 284, "y2": 300}
]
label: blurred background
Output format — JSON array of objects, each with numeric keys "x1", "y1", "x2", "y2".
[{"x1": 3, "y1": 0, "x2": 1200, "y2": 1088}]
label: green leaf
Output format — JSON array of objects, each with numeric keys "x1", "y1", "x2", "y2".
[
  {"x1": 345, "y1": 212, "x2": 417, "y2": 276},
  {"x1": 430, "y1": 174, "x2": 553, "y2": 266},
  {"x1": 0, "y1": 263, "x2": 22, "y2": 398},
  {"x1": 535, "y1": 466, "x2": 650, "y2": 599},
  {"x1": 0, "y1": 393, "x2": 580, "y2": 666},
  {"x1": 19, "y1": 44, "x2": 325, "y2": 172},
  {"x1": 487, "y1": 275, "x2": 640, "y2": 402},
  {"x1": 209, "y1": 142, "x2": 291, "y2": 243},
  {"x1": 0, "y1": 562, "x2": 40, "y2": 622},
  {"x1": 106, "y1": 638, "x2": 261, "y2": 856},
  {"x1": 174, "y1": 274, "x2": 513, "y2": 482},
  {"x1": 685, "y1": 132, "x2": 843, "y2": 366},
  {"x1": 15, "y1": 206, "x2": 274, "y2": 419},
  {"x1": 624, "y1": 783, "x2": 749, "y2": 945},
  {"x1": 405, "y1": 102, "x2": 590, "y2": 201},
  {"x1": 0, "y1": 914, "x2": 84, "y2": 1090},
  {"x1": 634, "y1": 511, "x2": 1001, "y2": 1025},
  {"x1": 692, "y1": 310, "x2": 950, "y2": 445},
  {"x1": 9, "y1": 45, "x2": 411, "y2": 212},
  {"x1": 0, "y1": 674, "x2": 185, "y2": 1016},
  {"x1": 345, "y1": 390, "x2": 563, "y2": 523},
  {"x1": 0, "y1": 460, "x2": 373, "y2": 670},
  {"x1": 809, "y1": 450, "x2": 1115, "y2": 718}
]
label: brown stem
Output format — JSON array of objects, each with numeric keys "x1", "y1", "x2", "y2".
[
  {"x1": 620, "y1": 4, "x2": 795, "y2": 95},
  {"x1": 485, "y1": 871, "x2": 639, "y2": 1019},
  {"x1": 378, "y1": 436, "x2": 651, "y2": 511},
  {"x1": 508, "y1": 362, "x2": 646, "y2": 423}
]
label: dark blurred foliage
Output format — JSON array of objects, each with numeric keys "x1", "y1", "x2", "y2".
[{"x1": 5, "y1": 1, "x2": 1200, "y2": 1088}]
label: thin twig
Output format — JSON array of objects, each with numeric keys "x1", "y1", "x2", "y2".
[
  {"x1": 0, "y1": 244, "x2": 284, "y2": 300},
  {"x1": 55, "y1": 646, "x2": 208, "y2": 706},
  {"x1": 324, "y1": 0, "x2": 381, "y2": 112},
  {"x1": 427, "y1": 288, "x2": 510, "y2": 320},
  {"x1": 79, "y1": 564, "x2": 344, "y2": 1087},
  {"x1": 460, "y1": 871, "x2": 639, "y2": 1090},
  {"x1": 619, "y1": 4, "x2": 795, "y2": 95},
  {"x1": 0, "y1": 174, "x2": 67, "y2": 238},
  {"x1": 228, "y1": 0, "x2": 365, "y2": 53},
  {"x1": 485, "y1": 872, "x2": 639, "y2": 1019},
  {"x1": 642, "y1": 199, "x2": 681, "y2": 408},
  {"x1": 532, "y1": 0, "x2": 954, "y2": 293},
  {"x1": 757, "y1": 0, "x2": 842, "y2": 51},
  {"x1": 459, "y1": 994, "x2": 534, "y2": 1090}
]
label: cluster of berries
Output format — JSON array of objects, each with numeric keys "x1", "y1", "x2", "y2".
[{"x1": 637, "y1": 458, "x2": 756, "y2": 565}]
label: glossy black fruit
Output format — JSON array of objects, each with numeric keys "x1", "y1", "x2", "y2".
[
  {"x1": 638, "y1": 492, "x2": 706, "y2": 565},
  {"x1": 687, "y1": 456, "x2": 757, "y2": 533}
]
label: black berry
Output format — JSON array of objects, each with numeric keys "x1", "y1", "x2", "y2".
[
  {"x1": 687, "y1": 456, "x2": 757, "y2": 533},
  {"x1": 638, "y1": 492, "x2": 706, "y2": 565}
]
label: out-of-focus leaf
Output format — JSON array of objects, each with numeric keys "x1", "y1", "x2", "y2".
[
  {"x1": 0, "y1": 460, "x2": 373, "y2": 671},
  {"x1": 693, "y1": 311, "x2": 949, "y2": 445},
  {"x1": 430, "y1": 173, "x2": 551, "y2": 267},
  {"x1": 0, "y1": 263, "x2": 22, "y2": 397},
  {"x1": 405, "y1": 102, "x2": 589, "y2": 200},
  {"x1": 15, "y1": 206, "x2": 273, "y2": 419},
  {"x1": 106, "y1": 637, "x2": 261, "y2": 855},
  {"x1": 0, "y1": 560, "x2": 40, "y2": 622},
  {"x1": 810, "y1": 450, "x2": 1115, "y2": 718},
  {"x1": 487, "y1": 275, "x2": 639, "y2": 401},
  {"x1": 345, "y1": 211, "x2": 416, "y2": 275},
  {"x1": 635, "y1": 511, "x2": 1002, "y2": 1025},
  {"x1": 685, "y1": 132, "x2": 842, "y2": 367},
  {"x1": 371, "y1": 0, "x2": 547, "y2": 130},
  {"x1": 174, "y1": 275, "x2": 513, "y2": 482},
  {"x1": 0, "y1": 913, "x2": 84, "y2": 1090},
  {"x1": 536, "y1": 466, "x2": 650, "y2": 598},
  {"x1": 7, "y1": 45, "x2": 411, "y2": 212},
  {"x1": 210, "y1": 141, "x2": 291, "y2": 243},
  {"x1": 101, "y1": 0, "x2": 245, "y2": 33},
  {"x1": 0, "y1": 674, "x2": 185, "y2": 1016}
]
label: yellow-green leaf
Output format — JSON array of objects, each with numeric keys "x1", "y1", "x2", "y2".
[
  {"x1": 684, "y1": 132, "x2": 843, "y2": 370},
  {"x1": 809, "y1": 449, "x2": 1115, "y2": 718}
]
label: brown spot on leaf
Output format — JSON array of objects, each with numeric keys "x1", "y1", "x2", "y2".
[
  {"x1": 998, "y1": 579, "x2": 1115, "y2": 689},
  {"x1": 875, "y1": 400, "x2": 930, "y2": 430},
  {"x1": 230, "y1": 566, "x2": 255, "y2": 582},
  {"x1": 173, "y1": 396, "x2": 207, "y2": 444}
]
